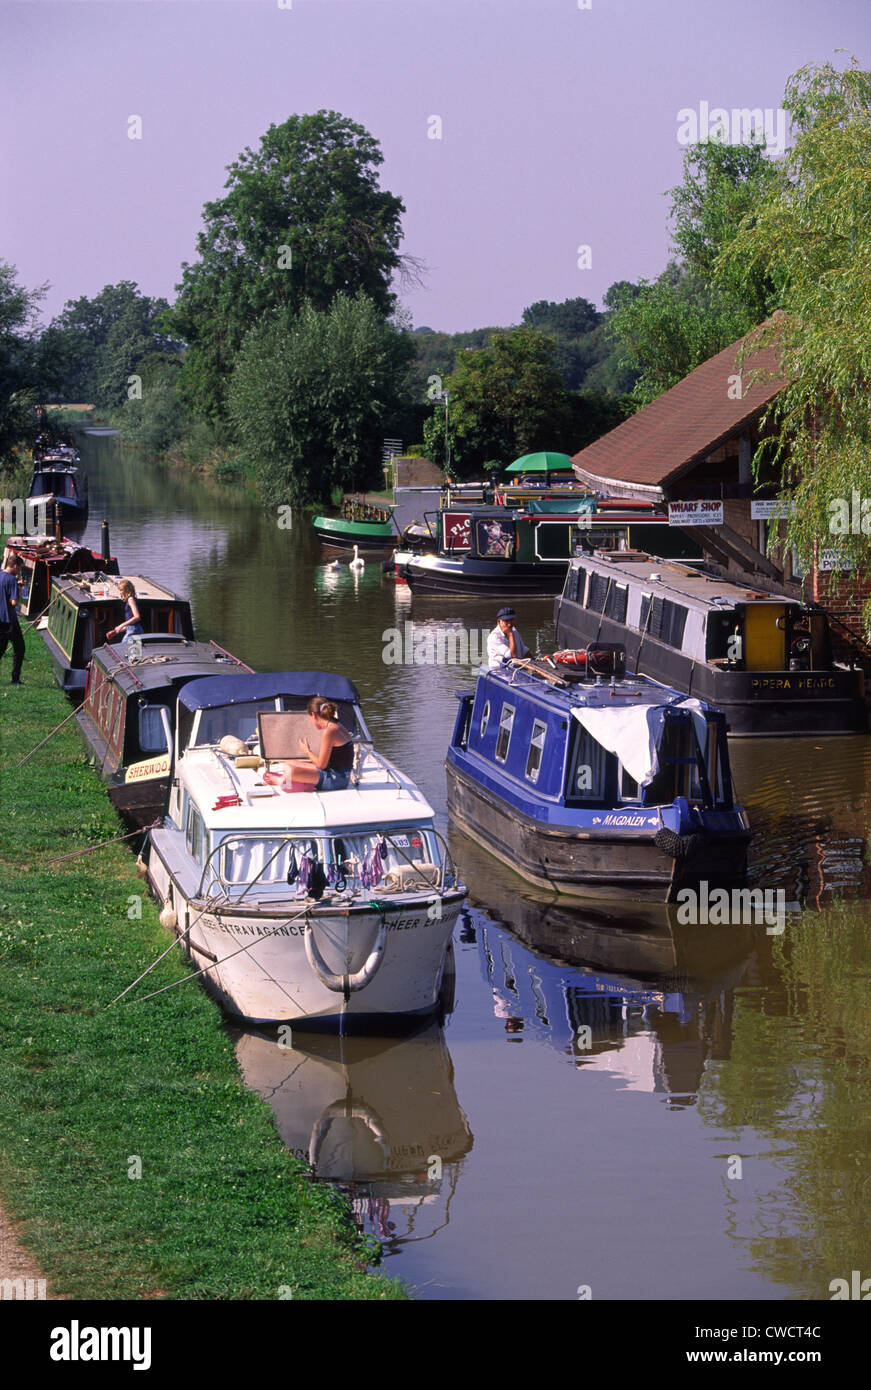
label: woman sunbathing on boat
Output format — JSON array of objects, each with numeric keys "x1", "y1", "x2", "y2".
[{"x1": 264, "y1": 697, "x2": 354, "y2": 793}]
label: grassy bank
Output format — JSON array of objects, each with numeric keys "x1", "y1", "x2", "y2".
[{"x1": 0, "y1": 635, "x2": 403, "y2": 1300}]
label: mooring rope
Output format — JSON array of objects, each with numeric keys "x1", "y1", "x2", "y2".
[
  {"x1": 115, "y1": 904, "x2": 313, "y2": 1009},
  {"x1": 44, "y1": 823, "x2": 157, "y2": 864}
]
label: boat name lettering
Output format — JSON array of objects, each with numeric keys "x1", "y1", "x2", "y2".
[
  {"x1": 125, "y1": 755, "x2": 170, "y2": 783},
  {"x1": 751, "y1": 677, "x2": 835, "y2": 692},
  {"x1": 597, "y1": 813, "x2": 650, "y2": 827}
]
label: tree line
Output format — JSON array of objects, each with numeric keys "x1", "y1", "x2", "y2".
[{"x1": 1, "y1": 59, "x2": 869, "y2": 570}]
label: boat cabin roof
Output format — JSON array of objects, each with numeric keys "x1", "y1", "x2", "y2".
[
  {"x1": 567, "y1": 551, "x2": 796, "y2": 613},
  {"x1": 89, "y1": 638, "x2": 249, "y2": 694},
  {"x1": 179, "y1": 745, "x2": 433, "y2": 833},
  {"x1": 53, "y1": 573, "x2": 186, "y2": 604},
  {"x1": 178, "y1": 670, "x2": 360, "y2": 712},
  {"x1": 481, "y1": 657, "x2": 719, "y2": 719}
]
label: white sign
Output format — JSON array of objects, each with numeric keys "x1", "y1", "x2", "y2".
[
  {"x1": 751, "y1": 499, "x2": 795, "y2": 520},
  {"x1": 818, "y1": 549, "x2": 856, "y2": 572},
  {"x1": 668, "y1": 500, "x2": 724, "y2": 527}
]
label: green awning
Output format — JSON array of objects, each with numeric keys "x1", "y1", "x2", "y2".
[{"x1": 505, "y1": 451, "x2": 575, "y2": 474}]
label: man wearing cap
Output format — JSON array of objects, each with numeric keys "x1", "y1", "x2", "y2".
[{"x1": 487, "y1": 606, "x2": 529, "y2": 669}]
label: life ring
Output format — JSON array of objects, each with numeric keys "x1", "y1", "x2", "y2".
[{"x1": 553, "y1": 648, "x2": 613, "y2": 670}]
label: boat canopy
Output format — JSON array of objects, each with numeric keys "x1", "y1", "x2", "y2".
[
  {"x1": 178, "y1": 671, "x2": 360, "y2": 712},
  {"x1": 572, "y1": 698, "x2": 708, "y2": 788}
]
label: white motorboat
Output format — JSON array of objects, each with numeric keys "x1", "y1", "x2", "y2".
[{"x1": 145, "y1": 671, "x2": 466, "y2": 1027}]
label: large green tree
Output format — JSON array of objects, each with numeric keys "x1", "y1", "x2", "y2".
[
  {"x1": 228, "y1": 293, "x2": 415, "y2": 506},
  {"x1": 718, "y1": 58, "x2": 871, "y2": 584},
  {"x1": 169, "y1": 111, "x2": 409, "y2": 425}
]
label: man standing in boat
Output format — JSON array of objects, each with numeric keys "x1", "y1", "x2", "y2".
[{"x1": 487, "y1": 606, "x2": 530, "y2": 668}]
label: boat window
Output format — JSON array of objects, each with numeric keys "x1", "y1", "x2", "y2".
[
  {"x1": 619, "y1": 765, "x2": 640, "y2": 801},
  {"x1": 185, "y1": 801, "x2": 205, "y2": 864},
  {"x1": 525, "y1": 720, "x2": 547, "y2": 783},
  {"x1": 586, "y1": 572, "x2": 611, "y2": 612},
  {"x1": 495, "y1": 705, "x2": 515, "y2": 762},
  {"x1": 194, "y1": 699, "x2": 281, "y2": 748},
  {"x1": 480, "y1": 700, "x2": 490, "y2": 737},
  {"x1": 603, "y1": 582, "x2": 628, "y2": 624},
  {"x1": 221, "y1": 836, "x2": 320, "y2": 885},
  {"x1": 639, "y1": 595, "x2": 688, "y2": 648},
  {"x1": 566, "y1": 727, "x2": 607, "y2": 800},
  {"x1": 139, "y1": 705, "x2": 171, "y2": 753}
]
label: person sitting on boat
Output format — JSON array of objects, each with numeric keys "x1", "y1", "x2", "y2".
[
  {"x1": 106, "y1": 580, "x2": 145, "y2": 644},
  {"x1": 263, "y1": 698, "x2": 355, "y2": 793},
  {"x1": 487, "y1": 607, "x2": 530, "y2": 668}
]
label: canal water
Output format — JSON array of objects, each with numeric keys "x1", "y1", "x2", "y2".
[{"x1": 74, "y1": 430, "x2": 871, "y2": 1300}]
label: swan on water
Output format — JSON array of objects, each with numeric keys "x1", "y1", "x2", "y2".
[{"x1": 350, "y1": 545, "x2": 365, "y2": 571}]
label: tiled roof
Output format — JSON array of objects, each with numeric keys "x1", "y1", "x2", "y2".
[{"x1": 572, "y1": 328, "x2": 789, "y2": 495}]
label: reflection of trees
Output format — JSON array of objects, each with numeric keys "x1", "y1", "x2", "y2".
[{"x1": 698, "y1": 903, "x2": 871, "y2": 1298}]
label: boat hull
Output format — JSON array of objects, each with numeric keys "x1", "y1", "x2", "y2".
[
  {"x1": 147, "y1": 831, "x2": 465, "y2": 1026},
  {"x1": 554, "y1": 597, "x2": 868, "y2": 736},
  {"x1": 405, "y1": 555, "x2": 567, "y2": 597},
  {"x1": 445, "y1": 761, "x2": 750, "y2": 904},
  {"x1": 312, "y1": 517, "x2": 397, "y2": 554}
]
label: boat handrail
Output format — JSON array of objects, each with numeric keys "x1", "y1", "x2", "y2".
[
  {"x1": 195, "y1": 825, "x2": 457, "y2": 901},
  {"x1": 207, "y1": 638, "x2": 255, "y2": 672},
  {"x1": 102, "y1": 644, "x2": 144, "y2": 688}
]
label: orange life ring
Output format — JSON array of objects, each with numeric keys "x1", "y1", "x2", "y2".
[{"x1": 553, "y1": 648, "x2": 613, "y2": 670}]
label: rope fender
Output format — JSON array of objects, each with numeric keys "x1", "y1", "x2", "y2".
[{"x1": 654, "y1": 827, "x2": 708, "y2": 861}]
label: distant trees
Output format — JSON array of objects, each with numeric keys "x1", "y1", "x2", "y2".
[
  {"x1": 168, "y1": 111, "x2": 408, "y2": 425},
  {"x1": 422, "y1": 328, "x2": 578, "y2": 476},
  {"x1": 228, "y1": 293, "x2": 415, "y2": 505},
  {"x1": 34, "y1": 282, "x2": 178, "y2": 411}
]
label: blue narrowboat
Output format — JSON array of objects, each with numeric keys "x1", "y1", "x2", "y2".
[{"x1": 446, "y1": 647, "x2": 751, "y2": 903}]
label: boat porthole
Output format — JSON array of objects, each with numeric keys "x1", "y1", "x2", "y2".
[{"x1": 480, "y1": 701, "x2": 490, "y2": 737}]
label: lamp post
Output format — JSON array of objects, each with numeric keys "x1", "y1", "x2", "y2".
[{"x1": 441, "y1": 390, "x2": 451, "y2": 476}]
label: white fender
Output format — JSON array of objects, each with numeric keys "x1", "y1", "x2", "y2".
[{"x1": 304, "y1": 918, "x2": 387, "y2": 993}]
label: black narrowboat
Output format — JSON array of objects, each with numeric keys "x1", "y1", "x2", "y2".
[
  {"x1": 76, "y1": 636, "x2": 252, "y2": 826},
  {"x1": 2, "y1": 530, "x2": 118, "y2": 621},
  {"x1": 41, "y1": 573, "x2": 195, "y2": 701},
  {"x1": 554, "y1": 552, "x2": 868, "y2": 736}
]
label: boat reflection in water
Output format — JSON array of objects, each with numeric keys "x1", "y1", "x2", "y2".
[
  {"x1": 234, "y1": 1000, "x2": 472, "y2": 1254},
  {"x1": 457, "y1": 836, "x2": 755, "y2": 1107}
]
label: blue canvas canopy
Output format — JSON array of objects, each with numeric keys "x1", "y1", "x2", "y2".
[{"x1": 178, "y1": 671, "x2": 360, "y2": 712}]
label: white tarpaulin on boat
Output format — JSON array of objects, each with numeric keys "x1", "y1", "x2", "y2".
[{"x1": 572, "y1": 699, "x2": 708, "y2": 787}]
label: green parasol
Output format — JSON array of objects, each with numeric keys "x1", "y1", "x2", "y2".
[{"x1": 505, "y1": 451, "x2": 575, "y2": 474}]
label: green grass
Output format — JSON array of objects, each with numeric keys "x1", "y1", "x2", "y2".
[{"x1": 0, "y1": 636, "x2": 405, "y2": 1299}]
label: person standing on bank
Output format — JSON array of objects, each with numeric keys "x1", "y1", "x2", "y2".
[
  {"x1": 487, "y1": 606, "x2": 530, "y2": 669},
  {"x1": 106, "y1": 580, "x2": 144, "y2": 644},
  {"x1": 0, "y1": 553, "x2": 25, "y2": 685}
]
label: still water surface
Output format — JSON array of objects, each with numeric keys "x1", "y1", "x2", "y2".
[{"x1": 75, "y1": 432, "x2": 871, "y2": 1300}]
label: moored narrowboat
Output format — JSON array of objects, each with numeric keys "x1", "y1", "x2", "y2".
[
  {"x1": 446, "y1": 646, "x2": 751, "y2": 903},
  {"x1": 2, "y1": 530, "x2": 119, "y2": 621},
  {"x1": 76, "y1": 636, "x2": 253, "y2": 826},
  {"x1": 554, "y1": 551, "x2": 868, "y2": 736},
  {"x1": 27, "y1": 452, "x2": 88, "y2": 523},
  {"x1": 41, "y1": 573, "x2": 195, "y2": 700},
  {"x1": 312, "y1": 496, "x2": 398, "y2": 554},
  {"x1": 399, "y1": 499, "x2": 703, "y2": 597}
]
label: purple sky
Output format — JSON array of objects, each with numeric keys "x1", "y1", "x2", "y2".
[{"x1": 2, "y1": 0, "x2": 868, "y2": 332}]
